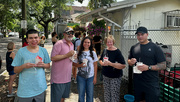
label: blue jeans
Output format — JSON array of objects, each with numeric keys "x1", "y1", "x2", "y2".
[{"x1": 77, "y1": 75, "x2": 94, "y2": 102}]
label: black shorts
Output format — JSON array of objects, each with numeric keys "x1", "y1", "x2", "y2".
[{"x1": 134, "y1": 79, "x2": 160, "y2": 102}]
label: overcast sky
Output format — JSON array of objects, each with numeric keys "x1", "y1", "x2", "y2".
[{"x1": 73, "y1": 0, "x2": 124, "y2": 6}]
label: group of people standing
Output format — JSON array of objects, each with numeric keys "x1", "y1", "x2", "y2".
[{"x1": 5, "y1": 26, "x2": 166, "y2": 102}]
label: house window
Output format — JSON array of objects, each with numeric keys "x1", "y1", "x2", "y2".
[
  {"x1": 167, "y1": 16, "x2": 180, "y2": 27},
  {"x1": 164, "y1": 10, "x2": 180, "y2": 28}
]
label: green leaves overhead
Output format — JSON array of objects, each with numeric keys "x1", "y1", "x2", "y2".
[
  {"x1": 0, "y1": 0, "x2": 20, "y2": 30},
  {"x1": 77, "y1": 0, "x2": 117, "y2": 10},
  {"x1": 27, "y1": 0, "x2": 74, "y2": 38}
]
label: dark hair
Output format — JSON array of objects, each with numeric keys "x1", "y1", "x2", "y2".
[
  {"x1": 83, "y1": 33, "x2": 86, "y2": 36},
  {"x1": 51, "y1": 32, "x2": 57, "y2": 37},
  {"x1": 75, "y1": 31, "x2": 81, "y2": 38},
  {"x1": 26, "y1": 29, "x2": 39, "y2": 38},
  {"x1": 78, "y1": 37, "x2": 94, "y2": 60}
]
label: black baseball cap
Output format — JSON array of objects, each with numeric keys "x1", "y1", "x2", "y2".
[{"x1": 135, "y1": 26, "x2": 148, "y2": 34}]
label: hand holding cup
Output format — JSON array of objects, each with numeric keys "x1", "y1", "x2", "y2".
[
  {"x1": 82, "y1": 59, "x2": 88, "y2": 67},
  {"x1": 103, "y1": 57, "x2": 109, "y2": 66},
  {"x1": 133, "y1": 62, "x2": 143, "y2": 74}
]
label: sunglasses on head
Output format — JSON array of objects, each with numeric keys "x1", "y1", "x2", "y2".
[{"x1": 66, "y1": 31, "x2": 74, "y2": 35}]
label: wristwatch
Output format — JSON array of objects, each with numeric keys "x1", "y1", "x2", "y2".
[{"x1": 148, "y1": 66, "x2": 152, "y2": 70}]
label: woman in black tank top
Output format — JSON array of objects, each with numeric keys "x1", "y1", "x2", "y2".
[{"x1": 6, "y1": 42, "x2": 16, "y2": 97}]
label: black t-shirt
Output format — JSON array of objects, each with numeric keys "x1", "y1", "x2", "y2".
[
  {"x1": 93, "y1": 35, "x2": 102, "y2": 51},
  {"x1": 100, "y1": 49, "x2": 126, "y2": 78},
  {"x1": 128, "y1": 42, "x2": 166, "y2": 82}
]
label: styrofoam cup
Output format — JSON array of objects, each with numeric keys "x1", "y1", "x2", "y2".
[
  {"x1": 133, "y1": 62, "x2": 143, "y2": 74},
  {"x1": 83, "y1": 59, "x2": 88, "y2": 66},
  {"x1": 103, "y1": 57, "x2": 108, "y2": 62}
]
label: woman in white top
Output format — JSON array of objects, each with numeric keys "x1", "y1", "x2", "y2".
[{"x1": 73, "y1": 37, "x2": 98, "y2": 102}]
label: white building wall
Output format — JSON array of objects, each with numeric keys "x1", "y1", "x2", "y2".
[{"x1": 129, "y1": 0, "x2": 180, "y2": 29}]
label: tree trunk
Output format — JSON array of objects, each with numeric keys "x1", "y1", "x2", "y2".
[{"x1": 44, "y1": 23, "x2": 49, "y2": 39}]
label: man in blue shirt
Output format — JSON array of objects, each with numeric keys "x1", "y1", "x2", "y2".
[
  {"x1": 128, "y1": 27, "x2": 166, "y2": 102},
  {"x1": 12, "y1": 29, "x2": 51, "y2": 102}
]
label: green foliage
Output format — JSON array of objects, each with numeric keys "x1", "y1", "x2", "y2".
[
  {"x1": 87, "y1": 18, "x2": 106, "y2": 36},
  {"x1": 77, "y1": 0, "x2": 117, "y2": 10},
  {"x1": 68, "y1": 23, "x2": 80, "y2": 27},
  {"x1": 73, "y1": 24, "x2": 80, "y2": 31},
  {"x1": 0, "y1": 0, "x2": 21, "y2": 32},
  {"x1": 0, "y1": 0, "x2": 74, "y2": 36},
  {"x1": 27, "y1": 0, "x2": 74, "y2": 38},
  {"x1": 37, "y1": 24, "x2": 44, "y2": 32},
  {"x1": 93, "y1": 18, "x2": 105, "y2": 28},
  {"x1": 72, "y1": 24, "x2": 86, "y2": 33}
]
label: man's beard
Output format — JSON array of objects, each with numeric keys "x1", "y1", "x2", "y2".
[{"x1": 66, "y1": 36, "x2": 73, "y2": 41}]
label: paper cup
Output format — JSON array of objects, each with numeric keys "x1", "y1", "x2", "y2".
[
  {"x1": 136, "y1": 62, "x2": 143, "y2": 66},
  {"x1": 103, "y1": 57, "x2": 108, "y2": 62},
  {"x1": 73, "y1": 51, "x2": 77, "y2": 56},
  {"x1": 35, "y1": 56, "x2": 42, "y2": 64},
  {"x1": 83, "y1": 59, "x2": 88, "y2": 66},
  {"x1": 133, "y1": 66, "x2": 142, "y2": 74},
  {"x1": 69, "y1": 51, "x2": 77, "y2": 61},
  {"x1": 133, "y1": 62, "x2": 143, "y2": 74}
]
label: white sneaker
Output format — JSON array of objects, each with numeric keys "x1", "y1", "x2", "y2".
[
  {"x1": 74, "y1": 80, "x2": 77, "y2": 84},
  {"x1": 7, "y1": 93, "x2": 15, "y2": 97}
]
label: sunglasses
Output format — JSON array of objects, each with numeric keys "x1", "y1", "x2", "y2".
[{"x1": 66, "y1": 31, "x2": 74, "y2": 35}]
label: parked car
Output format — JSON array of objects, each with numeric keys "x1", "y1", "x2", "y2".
[
  {"x1": 8, "y1": 32, "x2": 19, "y2": 37},
  {"x1": 0, "y1": 32, "x2": 4, "y2": 38}
]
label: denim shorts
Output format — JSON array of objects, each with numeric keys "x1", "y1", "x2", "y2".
[
  {"x1": 8, "y1": 70, "x2": 16, "y2": 75},
  {"x1": 51, "y1": 82, "x2": 71, "y2": 102}
]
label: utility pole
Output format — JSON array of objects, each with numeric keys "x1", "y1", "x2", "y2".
[{"x1": 21, "y1": 0, "x2": 27, "y2": 45}]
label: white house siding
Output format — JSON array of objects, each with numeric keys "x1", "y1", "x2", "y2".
[{"x1": 128, "y1": 0, "x2": 180, "y2": 29}]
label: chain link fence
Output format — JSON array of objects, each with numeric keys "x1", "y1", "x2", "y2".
[{"x1": 114, "y1": 28, "x2": 180, "y2": 100}]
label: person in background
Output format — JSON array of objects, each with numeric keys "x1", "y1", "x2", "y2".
[
  {"x1": 12, "y1": 29, "x2": 51, "y2": 102},
  {"x1": 22, "y1": 38, "x2": 29, "y2": 47},
  {"x1": 73, "y1": 37, "x2": 98, "y2": 102},
  {"x1": 83, "y1": 33, "x2": 86, "y2": 39},
  {"x1": 72, "y1": 31, "x2": 81, "y2": 83},
  {"x1": 99, "y1": 35, "x2": 126, "y2": 102},
  {"x1": 51, "y1": 32, "x2": 58, "y2": 45},
  {"x1": 74, "y1": 31, "x2": 81, "y2": 51},
  {"x1": 93, "y1": 35, "x2": 102, "y2": 56},
  {"x1": 39, "y1": 35, "x2": 46, "y2": 47},
  {"x1": 128, "y1": 26, "x2": 166, "y2": 102},
  {"x1": 6, "y1": 42, "x2": 16, "y2": 97},
  {"x1": 51, "y1": 27, "x2": 76, "y2": 102}
]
